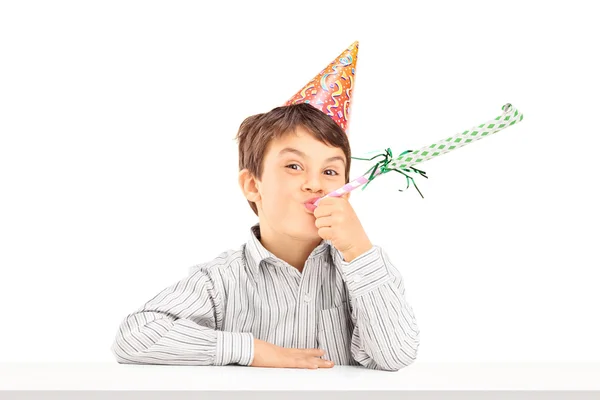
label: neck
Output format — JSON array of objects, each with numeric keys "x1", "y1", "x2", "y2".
[{"x1": 256, "y1": 221, "x2": 323, "y2": 273}]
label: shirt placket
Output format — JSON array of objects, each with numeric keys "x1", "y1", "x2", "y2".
[{"x1": 292, "y1": 256, "x2": 319, "y2": 350}]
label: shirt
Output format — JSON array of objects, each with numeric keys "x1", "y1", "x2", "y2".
[{"x1": 111, "y1": 223, "x2": 420, "y2": 371}]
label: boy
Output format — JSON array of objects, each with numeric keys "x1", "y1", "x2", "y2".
[{"x1": 111, "y1": 42, "x2": 420, "y2": 371}]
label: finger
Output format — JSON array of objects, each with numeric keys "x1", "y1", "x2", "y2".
[
  {"x1": 313, "y1": 204, "x2": 333, "y2": 219},
  {"x1": 317, "y1": 226, "x2": 333, "y2": 241},
  {"x1": 293, "y1": 348, "x2": 324, "y2": 357},
  {"x1": 305, "y1": 357, "x2": 334, "y2": 369},
  {"x1": 314, "y1": 216, "x2": 334, "y2": 229},
  {"x1": 293, "y1": 357, "x2": 319, "y2": 370},
  {"x1": 304, "y1": 348, "x2": 325, "y2": 356},
  {"x1": 297, "y1": 357, "x2": 333, "y2": 369},
  {"x1": 315, "y1": 357, "x2": 334, "y2": 368}
]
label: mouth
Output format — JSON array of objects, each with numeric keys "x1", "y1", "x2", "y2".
[
  {"x1": 304, "y1": 202, "x2": 317, "y2": 213},
  {"x1": 305, "y1": 197, "x2": 321, "y2": 205},
  {"x1": 303, "y1": 197, "x2": 321, "y2": 213}
]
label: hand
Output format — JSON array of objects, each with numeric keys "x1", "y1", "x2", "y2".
[
  {"x1": 313, "y1": 196, "x2": 373, "y2": 262},
  {"x1": 250, "y1": 338, "x2": 334, "y2": 369}
]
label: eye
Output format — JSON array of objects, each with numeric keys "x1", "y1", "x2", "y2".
[
  {"x1": 285, "y1": 164, "x2": 340, "y2": 176},
  {"x1": 285, "y1": 163, "x2": 302, "y2": 171}
]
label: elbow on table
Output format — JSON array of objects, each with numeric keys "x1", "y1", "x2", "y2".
[
  {"x1": 109, "y1": 313, "x2": 164, "y2": 365},
  {"x1": 110, "y1": 331, "x2": 146, "y2": 365},
  {"x1": 375, "y1": 334, "x2": 421, "y2": 372}
]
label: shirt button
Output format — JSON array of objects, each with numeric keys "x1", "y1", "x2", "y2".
[
  {"x1": 353, "y1": 274, "x2": 363, "y2": 283},
  {"x1": 303, "y1": 294, "x2": 311, "y2": 303}
]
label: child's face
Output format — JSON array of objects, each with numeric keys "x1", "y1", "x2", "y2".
[{"x1": 253, "y1": 126, "x2": 349, "y2": 240}]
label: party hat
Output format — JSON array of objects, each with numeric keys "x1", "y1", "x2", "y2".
[{"x1": 285, "y1": 41, "x2": 359, "y2": 132}]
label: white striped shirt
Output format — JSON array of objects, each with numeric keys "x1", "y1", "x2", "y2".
[{"x1": 111, "y1": 223, "x2": 420, "y2": 371}]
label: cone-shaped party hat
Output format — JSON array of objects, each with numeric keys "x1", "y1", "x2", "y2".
[{"x1": 284, "y1": 41, "x2": 359, "y2": 132}]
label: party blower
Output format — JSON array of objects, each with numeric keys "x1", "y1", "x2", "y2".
[{"x1": 312, "y1": 103, "x2": 524, "y2": 206}]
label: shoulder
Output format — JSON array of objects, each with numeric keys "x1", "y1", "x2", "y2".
[{"x1": 188, "y1": 245, "x2": 246, "y2": 277}]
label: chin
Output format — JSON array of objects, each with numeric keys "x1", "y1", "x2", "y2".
[
  {"x1": 282, "y1": 215, "x2": 319, "y2": 238},
  {"x1": 303, "y1": 220, "x2": 321, "y2": 239}
]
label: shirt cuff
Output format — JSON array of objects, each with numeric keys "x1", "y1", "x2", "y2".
[
  {"x1": 340, "y1": 245, "x2": 393, "y2": 297},
  {"x1": 215, "y1": 331, "x2": 255, "y2": 366}
]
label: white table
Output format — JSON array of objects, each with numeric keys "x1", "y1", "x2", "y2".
[{"x1": 1, "y1": 362, "x2": 599, "y2": 399}]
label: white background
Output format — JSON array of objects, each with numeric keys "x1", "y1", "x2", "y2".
[{"x1": 0, "y1": 0, "x2": 598, "y2": 362}]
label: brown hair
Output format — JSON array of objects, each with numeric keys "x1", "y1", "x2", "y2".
[{"x1": 235, "y1": 103, "x2": 351, "y2": 216}]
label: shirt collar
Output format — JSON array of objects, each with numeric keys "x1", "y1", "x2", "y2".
[{"x1": 244, "y1": 222, "x2": 335, "y2": 275}]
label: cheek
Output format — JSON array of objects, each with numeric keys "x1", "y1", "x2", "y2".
[
  {"x1": 260, "y1": 179, "x2": 295, "y2": 210},
  {"x1": 270, "y1": 175, "x2": 296, "y2": 195}
]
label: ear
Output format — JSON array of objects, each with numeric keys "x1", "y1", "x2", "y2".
[{"x1": 238, "y1": 169, "x2": 261, "y2": 202}]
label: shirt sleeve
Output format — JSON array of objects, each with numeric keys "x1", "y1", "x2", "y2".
[
  {"x1": 110, "y1": 265, "x2": 255, "y2": 366},
  {"x1": 339, "y1": 245, "x2": 420, "y2": 371}
]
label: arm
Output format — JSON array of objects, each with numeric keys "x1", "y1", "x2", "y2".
[
  {"x1": 110, "y1": 265, "x2": 254, "y2": 366},
  {"x1": 339, "y1": 245, "x2": 420, "y2": 371}
]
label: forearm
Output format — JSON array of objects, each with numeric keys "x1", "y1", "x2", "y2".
[
  {"x1": 340, "y1": 245, "x2": 420, "y2": 371},
  {"x1": 349, "y1": 284, "x2": 420, "y2": 370},
  {"x1": 111, "y1": 311, "x2": 254, "y2": 366}
]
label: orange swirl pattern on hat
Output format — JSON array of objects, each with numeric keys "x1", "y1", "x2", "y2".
[{"x1": 284, "y1": 41, "x2": 359, "y2": 132}]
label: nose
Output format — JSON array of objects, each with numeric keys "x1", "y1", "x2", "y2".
[{"x1": 302, "y1": 173, "x2": 324, "y2": 194}]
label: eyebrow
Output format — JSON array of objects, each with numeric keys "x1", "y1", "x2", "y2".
[{"x1": 278, "y1": 147, "x2": 346, "y2": 166}]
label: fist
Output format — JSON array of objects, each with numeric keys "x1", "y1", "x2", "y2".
[{"x1": 313, "y1": 196, "x2": 373, "y2": 262}]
